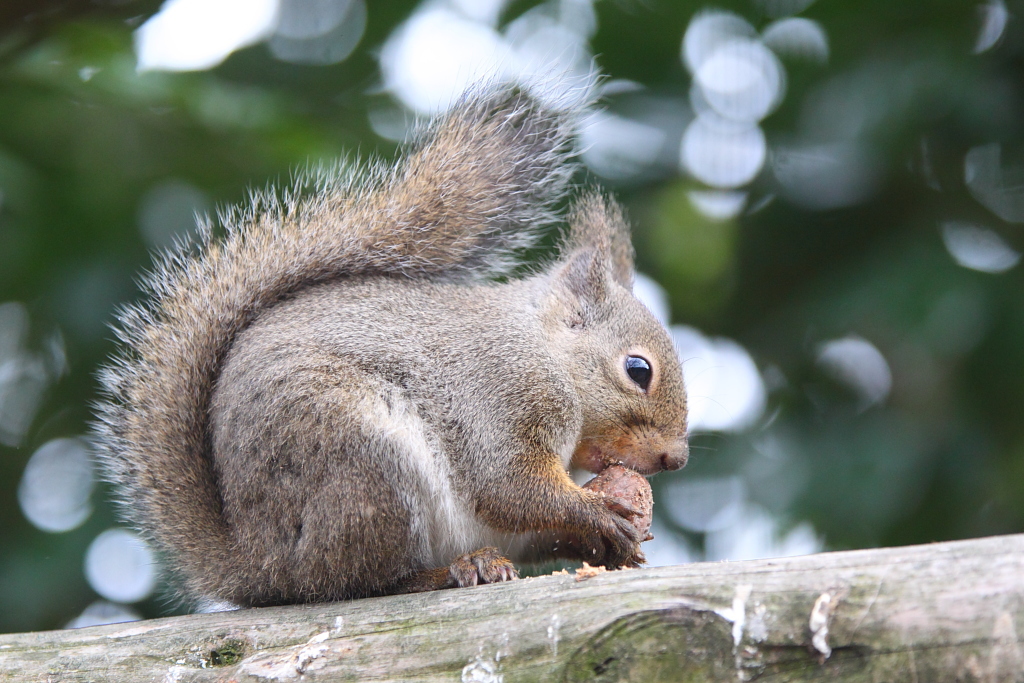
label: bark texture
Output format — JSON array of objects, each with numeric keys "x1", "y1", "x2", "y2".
[{"x1": 1, "y1": 534, "x2": 1022, "y2": 682}]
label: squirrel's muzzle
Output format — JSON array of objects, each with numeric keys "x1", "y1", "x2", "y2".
[
  {"x1": 659, "y1": 439, "x2": 689, "y2": 471},
  {"x1": 572, "y1": 432, "x2": 689, "y2": 475}
]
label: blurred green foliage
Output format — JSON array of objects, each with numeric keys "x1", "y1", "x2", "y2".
[{"x1": 2, "y1": 0, "x2": 1023, "y2": 633}]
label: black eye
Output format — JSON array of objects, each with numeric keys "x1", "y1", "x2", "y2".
[{"x1": 625, "y1": 356, "x2": 652, "y2": 391}]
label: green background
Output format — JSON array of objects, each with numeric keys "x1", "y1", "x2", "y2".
[{"x1": 1, "y1": 0, "x2": 1022, "y2": 632}]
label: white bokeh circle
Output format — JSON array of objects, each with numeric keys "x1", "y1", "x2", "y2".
[
  {"x1": 18, "y1": 438, "x2": 94, "y2": 533},
  {"x1": 85, "y1": 529, "x2": 158, "y2": 604}
]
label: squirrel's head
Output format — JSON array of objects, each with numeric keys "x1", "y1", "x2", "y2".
[{"x1": 544, "y1": 193, "x2": 688, "y2": 476}]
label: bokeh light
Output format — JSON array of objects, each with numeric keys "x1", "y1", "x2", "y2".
[
  {"x1": 681, "y1": 115, "x2": 766, "y2": 188},
  {"x1": 974, "y1": 0, "x2": 1008, "y2": 54},
  {"x1": 678, "y1": 8, "x2": 799, "y2": 198},
  {"x1": 761, "y1": 17, "x2": 828, "y2": 64},
  {"x1": 135, "y1": 0, "x2": 368, "y2": 71},
  {"x1": 664, "y1": 475, "x2": 746, "y2": 533},
  {"x1": 704, "y1": 508, "x2": 821, "y2": 561},
  {"x1": 660, "y1": 476, "x2": 822, "y2": 561},
  {"x1": 632, "y1": 273, "x2": 671, "y2": 327},
  {"x1": 694, "y1": 38, "x2": 783, "y2": 123},
  {"x1": 683, "y1": 11, "x2": 757, "y2": 75},
  {"x1": 579, "y1": 110, "x2": 667, "y2": 182},
  {"x1": 644, "y1": 518, "x2": 697, "y2": 567},
  {"x1": 268, "y1": 0, "x2": 367, "y2": 66},
  {"x1": 135, "y1": 0, "x2": 280, "y2": 72},
  {"x1": 673, "y1": 325, "x2": 767, "y2": 432},
  {"x1": 0, "y1": 303, "x2": 56, "y2": 448},
  {"x1": 816, "y1": 336, "x2": 893, "y2": 410},
  {"x1": 686, "y1": 189, "x2": 747, "y2": 220},
  {"x1": 940, "y1": 221, "x2": 1021, "y2": 274},
  {"x1": 579, "y1": 88, "x2": 690, "y2": 185},
  {"x1": 380, "y1": 0, "x2": 597, "y2": 116},
  {"x1": 84, "y1": 529, "x2": 158, "y2": 604},
  {"x1": 964, "y1": 143, "x2": 1024, "y2": 224},
  {"x1": 380, "y1": 6, "x2": 513, "y2": 116},
  {"x1": 18, "y1": 438, "x2": 94, "y2": 533}
]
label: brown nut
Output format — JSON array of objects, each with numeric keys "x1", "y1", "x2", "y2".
[{"x1": 582, "y1": 465, "x2": 654, "y2": 541}]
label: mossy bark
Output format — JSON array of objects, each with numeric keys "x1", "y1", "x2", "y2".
[{"x1": 2, "y1": 534, "x2": 1022, "y2": 682}]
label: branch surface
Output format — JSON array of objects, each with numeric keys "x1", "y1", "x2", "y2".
[{"x1": 2, "y1": 534, "x2": 1022, "y2": 682}]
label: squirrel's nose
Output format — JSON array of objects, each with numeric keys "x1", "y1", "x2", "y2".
[{"x1": 659, "y1": 439, "x2": 689, "y2": 471}]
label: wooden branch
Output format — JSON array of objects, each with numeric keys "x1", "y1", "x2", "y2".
[{"x1": 2, "y1": 534, "x2": 1022, "y2": 682}]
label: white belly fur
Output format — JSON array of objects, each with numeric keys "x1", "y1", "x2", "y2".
[{"x1": 361, "y1": 386, "x2": 537, "y2": 568}]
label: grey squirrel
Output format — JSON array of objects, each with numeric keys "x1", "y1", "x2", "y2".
[{"x1": 93, "y1": 86, "x2": 689, "y2": 609}]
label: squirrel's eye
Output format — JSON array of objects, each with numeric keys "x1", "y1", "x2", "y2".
[{"x1": 625, "y1": 356, "x2": 652, "y2": 391}]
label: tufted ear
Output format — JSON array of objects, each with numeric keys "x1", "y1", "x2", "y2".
[
  {"x1": 563, "y1": 191, "x2": 635, "y2": 288},
  {"x1": 551, "y1": 246, "x2": 611, "y2": 313}
]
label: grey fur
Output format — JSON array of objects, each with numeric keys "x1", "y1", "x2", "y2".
[{"x1": 92, "y1": 85, "x2": 688, "y2": 607}]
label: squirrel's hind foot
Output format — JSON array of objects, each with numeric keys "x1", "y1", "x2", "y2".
[
  {"x1": 398, "y1": 547, "x2": 519, "y2": 594},
  {"x1": 448, "y1": 547, "x2": 519, "y2": 587}
]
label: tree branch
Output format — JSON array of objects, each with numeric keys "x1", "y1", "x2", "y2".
[{"x1": 2, "y1": 534, "x2": 1022, "y2": 681}]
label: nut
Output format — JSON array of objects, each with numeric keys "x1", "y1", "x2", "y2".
[{"x1": 583, "y1": 465, "x2": 654, "y2": 541}]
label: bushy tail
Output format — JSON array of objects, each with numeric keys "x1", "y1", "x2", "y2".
[{"x1": 92, "y1": 86, "x2": 578, "y2": 603}]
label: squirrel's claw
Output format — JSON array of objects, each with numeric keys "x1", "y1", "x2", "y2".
[
  {"x1": 575, "y1": 493, "x2": 646, "y2": 569},
  {"x1": 448, "y1": 547, "x2": 519, "y2": 588}
]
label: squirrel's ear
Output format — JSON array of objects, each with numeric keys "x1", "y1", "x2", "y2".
[
  {"x1": 550, "y1": 247, "x2": 611, "y2": 313},
  {"x1": 564, "y1": 192, "x2": 635, "y2": 288}
]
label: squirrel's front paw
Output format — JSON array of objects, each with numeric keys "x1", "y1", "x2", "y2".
[
  {"x1": 578, "y1": 495, "x2": 645, "y2": 569},
  {"x1": 448, "y1": 547, "x2": 519, "y2": 587}
]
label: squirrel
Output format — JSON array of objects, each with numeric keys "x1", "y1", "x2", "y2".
[{"x1": 92, "y1": 85, "x2": 689, "y2": 609}]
